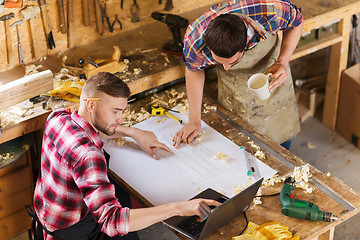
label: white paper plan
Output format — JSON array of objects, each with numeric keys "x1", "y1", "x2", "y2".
[{"x1": 104, "y1": 106, "x2": 277, "y2": 206}]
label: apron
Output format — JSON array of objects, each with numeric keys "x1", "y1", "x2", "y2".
[{"x1": 217, "y1": 14, "x2": 300, "y2": 143}]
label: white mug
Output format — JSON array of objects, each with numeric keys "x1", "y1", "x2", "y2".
[{"x1": 247, "y1": 73, "x2": 272, "y2": 100}]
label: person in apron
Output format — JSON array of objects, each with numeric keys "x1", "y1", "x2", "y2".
[{"x1": 173, "y1": 0, "x2": 303, "y2": 149}]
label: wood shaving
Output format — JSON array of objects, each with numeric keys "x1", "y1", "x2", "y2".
[
  {"x1": 111, "y1": 137, "x2": 132, "y2": 146},
  {"x1": 54, "y1": 68, "x2": 82, "y2": 82},
  {"x1": 0, "y1": 100, "x2": 35, "y2": 128},
  {"x1": 306, "y1": 142, "x2": 317, "y2": 149},
  {"x1": 0, "y1": 152, "x2": 15, "y2": 166},
  {"x1": 122, "y1": 107, "x2": 151, "y2": 127},
  {"x1": 212, "y1": 151, "x2": 229, "y2": 161},
  {"x1": 202, "y1": 103, "x2": 217, "y2": 114},
  {"x1": 179, "y1": 99, "x2": 189, "y2": 112},
  {"x1": 165, "y1": 89, "x2": 185, "y2": 104},
  {"x1": 262, "y1": 174, "x2": 284, "y2": 186},
  {"x1": 247, "y1": 141, "x2": 265, "y2": 160},
  {"x1": 133, "y1": 68, "x2": 142, "y2": 75},
  {"x1": 326, "y1": 172, "x2": 331, "y2": 177},
  {"x1": 194, "y1": 130, "x2": 205, "y2": 143},
  {"x1": 24, "y1": 64, "x2": 43, "y2": 75},
  {"x1": 155, "y1": 116, "x2": 167, "y2": 124},
  {"x1": 291, "y1": 164, "x2": 315, "y2": 193}
]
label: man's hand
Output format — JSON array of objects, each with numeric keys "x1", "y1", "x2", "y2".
[
  {"x1": 177, "y1": 199, "x2": 221, "y2": 222},
  {"x1": 265, "y1": 61, "x2": 288, "y2": 92},
  {"x1": 172, "y1": 121, "x2": 201, "y2": 148},
  {"x1": 132, "y1": 129, "x2": 170, "y2": 159}
]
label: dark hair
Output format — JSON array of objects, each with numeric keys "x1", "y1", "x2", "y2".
[
  {"x1": 84, "y1": 72, "x2": 131, "y2": 98},
  {"x1": 204, "y1": 14, "x2": 247, "y2": 58}
]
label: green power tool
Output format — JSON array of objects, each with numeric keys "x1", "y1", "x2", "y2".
[{"x1": 280, "y1": 177, "x2": 340, "y2": 222}]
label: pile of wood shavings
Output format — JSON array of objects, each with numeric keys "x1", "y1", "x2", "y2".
[
  {"x1": 54, "y1": 68, "x2": 83, "y2": 82},
  {"x1": 247, "y1": 141, "x2": 266, "y2": 160},
  {"x1": 0, "y1": 152, "x2": 15, "y2": 166},
  {"x1": 166, "y1": 89, "x2": 186, "y2": 105},
  {"x1": 0, "y1": 100, "x2": 35, "y2": 128},
  {"x1": 233, "y1": 184, "x2": 263, "y2": 205},
  {"x1": 121, "y1": 107, "x2": 151, "y2": 127},
  {"x1": 25, "y1": 64, "x2": 43, "y2": 75},
  {"x1": 111, "y1": 137, "x2": 133, "y2": 147},
  {"x1": 203, "y1": 103, "x2": 217, "y2": 114},
  {"x1": 291, "y1": 164, "x2": 315, "y2": 193}
]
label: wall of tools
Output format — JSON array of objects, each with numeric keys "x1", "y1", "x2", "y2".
[{"x1": 0, "y1": 0, "x2": 219, "y2": 72}]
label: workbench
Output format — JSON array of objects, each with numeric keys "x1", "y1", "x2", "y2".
[
  {"x1": 108, "y1": 87, "x2": 360, "y2": 240},
  {"x1": 1, "y1": 0, "x2": 360, "y2": 239}
]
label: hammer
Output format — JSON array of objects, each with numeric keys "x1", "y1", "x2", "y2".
[
  {"x1": 20, "y1": 5, "x2": 40, "y2": 59},
  {"x1": 0, "y1": 12, "x2": 15, "y2": 65},
  {"x1": 10, "y1": 20, "x2": 24, "y2": 64}
]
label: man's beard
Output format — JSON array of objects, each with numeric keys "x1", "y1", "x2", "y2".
[{"x1": 93, "y1": 112, "x2": 116, "y2": 136}]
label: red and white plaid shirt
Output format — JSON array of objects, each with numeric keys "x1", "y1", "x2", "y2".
[{"x1": 34, "y1": 109, "x2": 129, "y2": 239}]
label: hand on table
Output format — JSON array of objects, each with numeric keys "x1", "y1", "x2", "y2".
[
  {"x1": 133, "y1": 129, "x2": 170, "y2": 159},
  {"x1": 172, "y1": 121, "x2": 202, "y2": 148}
]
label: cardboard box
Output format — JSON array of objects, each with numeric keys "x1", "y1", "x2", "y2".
[{"x1": 336, "y1": 63, "x2": 360, "y2": 148}]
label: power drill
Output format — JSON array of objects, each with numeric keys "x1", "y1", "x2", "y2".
[
  {"x1": 151, "y1": 12, "x2": 189, "y2": 55},
  {"x1": 280, "y1": 177, "x2": 340, "y2": 222}
]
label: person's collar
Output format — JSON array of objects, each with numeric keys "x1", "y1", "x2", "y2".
[{"x1": 71, "y1": 110, "x2": 104, "y2": 149}]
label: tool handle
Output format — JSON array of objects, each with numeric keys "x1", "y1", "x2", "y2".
[
  {"x1": 94, "y1": 0, "x2": 104, "y2": 34},
  {"x1": 18, "y1": 40, "x2": 24, "y2": 64},
  {"x1": 4, "y1": 20, "x2": 12, "y2": 65},
  {"x1": 58, "y1": 0, "x2": 67, "y2": 34},
  {"x1": 38, "y1": 0, "x2": 51, "y2": 34},
  {"x1": 164, "y1": 0, "x2": 173, "y2": 11},
  {"x1": 4, "y1": 0, "x2": 22, "y2": 8},
  {"x1": 82, "y1": 0, "x2": 90, "y2": 26}
]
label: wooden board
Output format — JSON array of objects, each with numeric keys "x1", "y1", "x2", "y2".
[{"x1": 0, "y1": 70, "x2": 53, "y2": 111}]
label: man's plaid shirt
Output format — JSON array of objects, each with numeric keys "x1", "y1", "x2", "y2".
[
  {"x1": 183, "y1": 0, "x2": 303, "y2": 71},
  {"x1": 34, "y1": 109, "x2": 129, "y2": 239}
]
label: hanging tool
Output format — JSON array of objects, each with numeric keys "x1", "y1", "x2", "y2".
[
  {"x1": 99, "y1": 3, "x2": 122, "y2": 32},
  {"x1": 120, "y1": 0, "x2": 124, "y2": 9},
  {"x1": 0, "y1": 0, "x2": 22, "y2": 14},
  {"x1": 10, "y1": 20, "x2": 24, "y2": 64},
  {"x1": 57, "y1": 0, "x2": 66, "y2": 34},
  {"x1": 164, "y1": 0, "x2": 173, "y2": 11},
  {"x1": 94, "y1": 0, "x2": 104, "y2": 34},
  {"x1": 280, "y1": 177, "x2": 341, "y2": 222},
  {"x1": 0, "y1": 12, "x2": 15, "y2": 65},
  {"x1": 151, "y1": 12, "x2": 188, "y2": 55},
  {"x1": 38, "y1": 0, "x2": 56, "y2": 49},
  {"x1": 82, "y1": 0, "x2": 90, "y2": 26},
  {"x1": 148, "y1": 104, "x2": 183, "y2": 124},
  {"x1": 130, "y1": 0, "x2": 139, "y2": 23},
  {"x1": 20, "y1": 5, "x2": 40, "y2": 59}
]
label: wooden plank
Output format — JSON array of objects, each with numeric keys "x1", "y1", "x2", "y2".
[
  {"x1": 0, "y1": 70, "x2": 53, "y2": 111},
  {"x1": 322, "y1": 16, "x2": 351, "y2": 129},
  {"x1": 291, "y1": 34, "x2": 342, "y2": 61}
]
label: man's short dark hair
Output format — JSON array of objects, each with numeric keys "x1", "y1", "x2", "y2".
[
  {"x1": 84, "y1": 72, "x2": 131, "y2": 98},
  {"x1": 204, "y1": 14, "x2": 247, "y2": 58}
]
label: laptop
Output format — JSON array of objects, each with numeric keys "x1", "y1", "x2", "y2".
[{"x1": 163, "y1": 178, "x2": 263, "y2": 240}]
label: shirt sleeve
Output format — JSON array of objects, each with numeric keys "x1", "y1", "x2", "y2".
[
  {"x1": 275, "y1": 0, "x2": 303, "y2": 31},
  {"x1": 73, "y1": 150, "x2": 130, "y2": 237},
  {"x1": 182, "y1": 26, "x2": 210, "y2": 72}
]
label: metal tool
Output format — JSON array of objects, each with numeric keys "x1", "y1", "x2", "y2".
[
  {"x1": 130, "y1": 0, "x2": 139, "y2": 23},
  {"x1": 38, "y1": 0, "x2": 56, "y2": 49},
  {"x1": 151, "y1": 12, "x2": 188, "y2": 55},
  {"x1": 57, "y1": 0, "x2": 66, "y2": 33},
  {"x1": 10, "y1": 20, "x2": 24, "y2": 64},
  {"x1": 0, "y1": 12, "x2": 15, "y2": 65},
  {"x1": 239, "y1": 145, "x2": 260, "y2": 180},
  {"x1": 148, "y1": 104, "x2": 183, "y2": 124},
  {"x1": 164, "y1": 0, "x2": 173, "y2": 11},
  {"x1": 82, "y1": 0, "x2": 90, "y2": 26},
  {"x1": 280, "y1": 177, "x2": 341, "y2": 222},
  {"x1": 20, "y1": 5, "x2": 40, "y2": 59}
]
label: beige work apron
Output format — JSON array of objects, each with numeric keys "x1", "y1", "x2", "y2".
[{"x1": 217, "y1": 15, "x2": 300, "y2": 144}]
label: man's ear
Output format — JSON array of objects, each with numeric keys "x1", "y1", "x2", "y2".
[{"x1": 85, "y1": 99, "x2": 95, "y2": 112}]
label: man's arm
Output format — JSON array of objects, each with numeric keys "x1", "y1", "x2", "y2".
[
  {"x1": 266, "y1": 21, "x2": 304, "y2": 91},
  {"x1": 172, "y1": 68, "x2": 205, "y2": 148},
  {"x1": 128, "y1": 198, "x2": 220, "y2": 232},
  {"x1": 100, "y1": 126, "x2": 170, "y2": 159}
]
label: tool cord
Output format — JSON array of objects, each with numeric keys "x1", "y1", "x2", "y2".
[{"x1": 239, "y1": 192, "x2": 280, "y2": 235}]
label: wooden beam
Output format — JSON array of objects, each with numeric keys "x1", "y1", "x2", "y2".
[
  {"x1": 322, "y1": 16, "x2": 351, "y2": 129},
  {"x1": 0, "y1": 70, "x2": 53, "y2": 111},
  {"x1": 291, "y1": 34, "x2": 342, "y2": 61}
]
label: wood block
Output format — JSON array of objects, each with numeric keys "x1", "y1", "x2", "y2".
[{"x1": 0, "y1": 70, "x2": 53, "y2": 111}]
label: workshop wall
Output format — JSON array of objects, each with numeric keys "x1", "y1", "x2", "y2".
[{"x1": 0, "y1": 0, "x2": 220, "y2": 72}]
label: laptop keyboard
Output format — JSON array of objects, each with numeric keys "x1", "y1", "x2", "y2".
[{"x1": 177, "y1": 196, "x2": 228, "y2": 238}]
